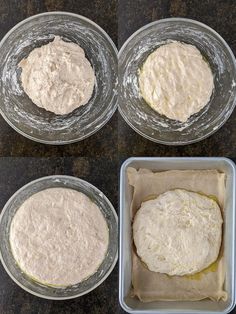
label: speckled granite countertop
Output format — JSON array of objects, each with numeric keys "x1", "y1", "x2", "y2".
[{"x1": 0, "y1": 0, "x2": 236, "y2": 313}]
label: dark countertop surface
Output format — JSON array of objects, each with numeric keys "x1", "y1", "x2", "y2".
[
  {"x1": 0, "y1": 0, "x2": 117, "y2": 158},
  {"x1": 0, "y1": 1, "x2": 123, "y2": 313},
  {"x1": 118, "y1": 0, "x2": 236, "y2": 159},
  {"x1": 0, "y1": 157, "x2": 122, "y2": 314},
  {"x1": 0, "y1": 112, "x2": 118, "y2": 158},
  {"x1": 0, "y1": 0, "x2": 236, "y2": 313}
]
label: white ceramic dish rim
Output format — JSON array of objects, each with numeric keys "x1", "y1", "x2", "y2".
[
  {"x1": 0, "y1": 11, "x2": 118, "y2": 145},
  {"x1": 119, "y1": 157, "x2": 236, "y2": 313},
  {"x1": 0, "y1": 175, "x2": 118, "y2": 300},
  {"x1": 118, "y1": 18, "x2": 236, "y2": 146}
]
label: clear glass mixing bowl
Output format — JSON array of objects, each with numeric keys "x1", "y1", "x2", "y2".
[
  {"x1": 0, "y1": 175, "x2": 118, "y2": 300},
  {"x1": 0, "y1": 12, "x2": 118, "y2": 144},
  {"x1": 118, "y1": 18, "x2": 236, "y2": 145}
]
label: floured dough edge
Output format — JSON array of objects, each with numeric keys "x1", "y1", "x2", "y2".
[{"x1": 133, "y1": 189, "x2": 222, "y2": 276}]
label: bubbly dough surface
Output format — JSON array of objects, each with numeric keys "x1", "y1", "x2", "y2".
[
  {"x1": 133, "y1": 189, "x2": 222, "y2": 276},
  {"x1": 139, "y1": 41, "x2": 214, "y2": 122},
  {"x1": 19, "y1": 36, "x2": 95, "y2": 115},
  {"x1": 10, "y1": 187, "x2": 109, "y2": 286}
]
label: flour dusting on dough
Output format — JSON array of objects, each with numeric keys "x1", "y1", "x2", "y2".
[
  {"x1": 133, "y1": 189, "x2": 222, "y2": 276},
  {"x1": 10, "y1": 188, "x2": 109, "y2": 286},
  {"x1": 19, "y1": 36, "x2": 95, "y2": 115},
  {"x1": 139, "y1": 41, "x2": 214, "y2": 122}
]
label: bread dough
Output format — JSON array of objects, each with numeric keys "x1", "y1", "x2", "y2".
[
  {"x1": 19, "y1": 36, "x2": 95, "y2": 115},
  {"x1": 133, "y1": 189, "x2": 222, "y2": 276},
  {"x1": 10, "y1": 188, "x2": 109, "y2": 286},
  {"x1": 139, "y1": 41, "x2": 214, "y2": 122}
]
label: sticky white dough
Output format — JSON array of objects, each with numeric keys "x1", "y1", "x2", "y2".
[
  {"x1": 139, "y1": 41, "x2": 214, "y2": 122},
  {"x1": 10, "y1": 188, "x2": 109, "y2": 286},
  {"x1": 19, "y1": 36, "x2": 95, "y2": 115},
  {"x1": 133, "y1": 189, "x2": 222, "y2": 276}
]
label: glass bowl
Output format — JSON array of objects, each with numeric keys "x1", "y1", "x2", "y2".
[
  {"x1": 0, "y1": 12, "x2": 118, "y2": 144},
  {"x1": 118, "y1": 18, "x2": 236, "y2": 145},
  {"x1": 0, "y1": 175, "x2": 118, "y2": 300}
]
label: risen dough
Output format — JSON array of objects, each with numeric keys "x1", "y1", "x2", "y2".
[
  {"x1": 19, "y1": 36, "x2": 95, "y2": 115},
  {"x1": 10, "y1": 188, "x2": 109, "y2": 286},
  {"x1": 139, "y1": 41, "x2": 214, "y2": 122},
  {"x1": 133, "y1": 189, "x2": 222, "y2": 276}
]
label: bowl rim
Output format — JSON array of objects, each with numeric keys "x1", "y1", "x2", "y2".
[
  {"x1": 0, "y1": 174, "x2": 118, "y2": 300},
  {"x1": 0, "y1": 11, "x2": 118, "y2": 145},
  {"x1": 118, "y1": 17, "x2": 236, "y2": 146}
]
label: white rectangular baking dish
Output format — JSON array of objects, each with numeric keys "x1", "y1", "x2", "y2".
[{"x1": 119, "y1": 157, "x2": 236, "y2": 314}]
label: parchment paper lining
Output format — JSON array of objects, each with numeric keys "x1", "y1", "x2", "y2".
[{"x1": 127, "y1": 168, "x2": 227, "y2": 302}]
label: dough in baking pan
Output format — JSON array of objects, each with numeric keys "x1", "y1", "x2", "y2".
[
  {"x1": 128, "y1": 168, "x2": 227, "y2": 302},
  {"x1": 133, "y1": 189, "x2": 222, "y2": 276}
]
